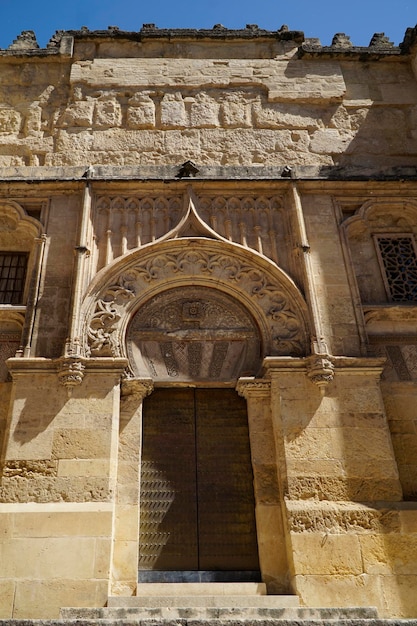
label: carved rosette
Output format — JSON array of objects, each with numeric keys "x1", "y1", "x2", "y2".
[
  {"x1": 56, "y1": 357, "x2": 85, "y2": 389},
  {"x1": 306, "y1": 355, "x2": 335, "y2": 390}
]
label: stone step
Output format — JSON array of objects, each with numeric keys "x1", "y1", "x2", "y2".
[
  {"x1": 108, "y1": 594, "x2": 299, "y2": 608},
  {"x1": 60, "y1": 604, "x2": 379, "y2": 621},
  {"x1": 135, "y1": 582, "x2": 269, "y2": 597}
]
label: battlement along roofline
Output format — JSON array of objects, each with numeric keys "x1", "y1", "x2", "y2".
[{"x1": 0, "y1": 23, "x2": 416, "y2": 59}]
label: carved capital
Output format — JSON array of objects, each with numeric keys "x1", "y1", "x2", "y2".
[
  {"x1": 121, "y1": 377, "x2": 154, "y2": 401},
  {"x1": 56, "y1": 357, "x2": 85, "y2": 389},
  {"x1": 306, "y1": 354, "x2": 335, "y2": 390},
  {"x1": 236, "y1": 377, "x2": 271, "y2": 398}
]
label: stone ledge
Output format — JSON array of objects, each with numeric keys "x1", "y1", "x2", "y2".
[
  {"x1": 67, "y1": 25, "x2": 305, "y2": 43},
  {"x1": 6, "y1": 617, "x2": 417, "y2": 626},
  {"x1": 0, "y1": 165, "x2": 417, "y2": 183}
]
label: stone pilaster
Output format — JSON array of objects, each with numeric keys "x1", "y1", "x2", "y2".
[
  {"x1": 236, "y1": 377, "x2": 290, "y2": 594},
  {"x1": 111, "y1": 378, "x2": 153, "y2": 596}
]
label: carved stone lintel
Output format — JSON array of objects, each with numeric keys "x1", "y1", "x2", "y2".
[
  {"x1": 306, "y1": 354, "x2": 335, "y2": 391},
  {"x1": 121, "y1": 377, "x2": 154, "y2": 401},
  {"x1": 56, "y1": 357, "x2": 85, "y2": 389},
  {"x1": 236, "y1": 377, "x2": 271, "y2": 399}
]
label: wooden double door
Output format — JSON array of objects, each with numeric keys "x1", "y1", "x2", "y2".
[{"x1": 139, "y1": 388, "x2": 259, "y2": 577}]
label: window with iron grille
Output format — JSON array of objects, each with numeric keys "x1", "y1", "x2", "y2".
[
  {"x1": 375, "y1": 235, "x2": 417, "y2": 302},
  {"x1": 0, "y1": 253, "x2": 28, "y2": 305}
]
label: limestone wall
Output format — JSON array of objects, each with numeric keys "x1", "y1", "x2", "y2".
[{"x1": 0, "y1": 33, "x2": 416, "y2": 170}]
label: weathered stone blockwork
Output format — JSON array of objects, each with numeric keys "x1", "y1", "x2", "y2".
[{"x1": 1, "y1": 23, "x2": 417, "y2": 621}]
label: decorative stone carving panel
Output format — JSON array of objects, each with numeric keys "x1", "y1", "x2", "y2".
[
  {"x1": 197, "y1": 195, "x2": 285, "y2": 265},
  {"x1": 92, "y1": 193, "x2": 288, "y2": 271},
  {"x1": 127, "y1": 286, "x2": 261, "y2": 382},
  {"x1": 94, "y1": 195, "x2": 183, "y2": 269},
  {"x1": 373, "y1": 342, "x2": 417, "y2": 381},
  {"x1": 83, "y1": 240, "x2": 309, "y2": 366}
]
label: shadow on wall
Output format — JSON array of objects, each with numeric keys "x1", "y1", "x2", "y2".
[{"x1": 282, "y1": 51, "x2": 417, "y2": 174}]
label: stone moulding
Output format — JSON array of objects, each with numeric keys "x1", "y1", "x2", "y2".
[
  {"x1": 82, "y1": 238, "x2": 311, "y2": 371},
  {"x1": 236, "y1": 377, "x2": 271, "y2": 398},
  {"x1": 6, "y1": 355, "x2": 128, "y2": 381},
  {"x1": 285, "y1": 500, "x2": 403, "y2": 534},
  {"x1": 262, "y1": 355, "x2": 386, "y2": 386}
]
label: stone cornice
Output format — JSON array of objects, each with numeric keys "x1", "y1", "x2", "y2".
[
  {"x1": 6, "y1": 356, "x2": 128, "y2": 376},
  {"x1": 1, "y1": 165, "x2": 417, "y2": 184},
  {"x1": 67, "y1": 25, "x2": 305, "y2": 43},
  {"x1": 262, "y1": 355, "x2": 386, "y2": 376}
]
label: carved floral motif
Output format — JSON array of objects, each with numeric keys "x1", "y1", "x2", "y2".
[
  {"x1": 236, "y1": 378, "x2": 271, "y2": 398},
  {"x1": 85, "y1": 247, "x2": 308, "y2": 361},
  {"x1": 87, "y1": 284, "x2": 135, "y2": 357}
]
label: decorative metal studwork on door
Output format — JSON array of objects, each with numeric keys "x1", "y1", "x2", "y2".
[{"x1": 139, "y1": 388, "x2": 260, "y2": 582}]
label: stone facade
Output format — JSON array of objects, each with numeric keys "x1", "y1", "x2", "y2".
[{"x1": 1, "y1": 23, "x2": 417, "y2": 620}]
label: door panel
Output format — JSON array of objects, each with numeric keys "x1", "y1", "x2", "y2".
[
  {"x1": 139, "y1": 388, "x2": 259, "y2": 573},
  {"x1": 139, "y1": 388, "x2": 198, "y2": 570},
  {"x1": 196, "y1": 389, "x2": 259, "y2": 571}
]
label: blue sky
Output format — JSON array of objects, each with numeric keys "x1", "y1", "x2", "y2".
[{"x1": 1, "y1": 0, "x2": 415, "y2": 49}]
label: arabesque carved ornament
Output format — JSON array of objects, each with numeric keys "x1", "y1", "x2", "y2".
[
  {"x1": 85, "y1": 247, "x2": 308, "y2": 361},
  {"x1": 87, "y1": 285, "x2": 135, "y2": 357}
]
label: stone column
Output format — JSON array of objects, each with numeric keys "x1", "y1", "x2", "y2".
[
  {"x1": 236, "y1": 377, "x2": 290, "y2": 594},
  {"x1": 111, "y1": 378, "x2": 153, "y2": 596}
]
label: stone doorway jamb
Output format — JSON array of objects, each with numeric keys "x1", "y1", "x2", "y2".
[
  {"x1": 236, "y1": 377, "x2": 290, "y2": 594},
  {"x1": 111, "y1": 377, "x2": 153, "y2": 596}
]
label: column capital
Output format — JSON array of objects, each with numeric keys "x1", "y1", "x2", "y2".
[
  {"x1": 306, "y1": 354, "x2": 335, "y2": 392},
  {"x1": 121, "y1": 377, "x2": 154, "y2": 401},
  {"x1": 236, "y1": 377, "x2": 271, "y2": 398},
  {"x1": 56, "y1": 356, "x2": 85, "y2": 390}
]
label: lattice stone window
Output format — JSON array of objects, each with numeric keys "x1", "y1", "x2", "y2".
[
  {"x1": 0, "y1": 253, "x2": 28, "y2": 305},
  {"x1": 375, "y1": 235, "x2": 417, "y2": 302}
]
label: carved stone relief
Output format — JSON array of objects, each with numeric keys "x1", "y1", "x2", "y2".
[
  {"x1": 93, "y1": 195, "x2": 183, "y2": 268},
  {"x1": 373, "y1": 343, "x2": 417, "y2": 381},
  {"x1": 127, "y1": 286, "x2": 261, "y2": 382},
  {"x1": 84, "y1": 241, "x2": 309, "y2": 364},
  {"x1": 92, "y1": 193, "x2": 289, "y2": 272}
]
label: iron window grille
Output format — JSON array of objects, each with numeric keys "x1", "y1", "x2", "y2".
[
  {"x1": 374, "y1": 235, "x2": 417, "y2": 302},
  {"x1": 0, "y1": 253, "x2": 28, "y2": 305}
]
